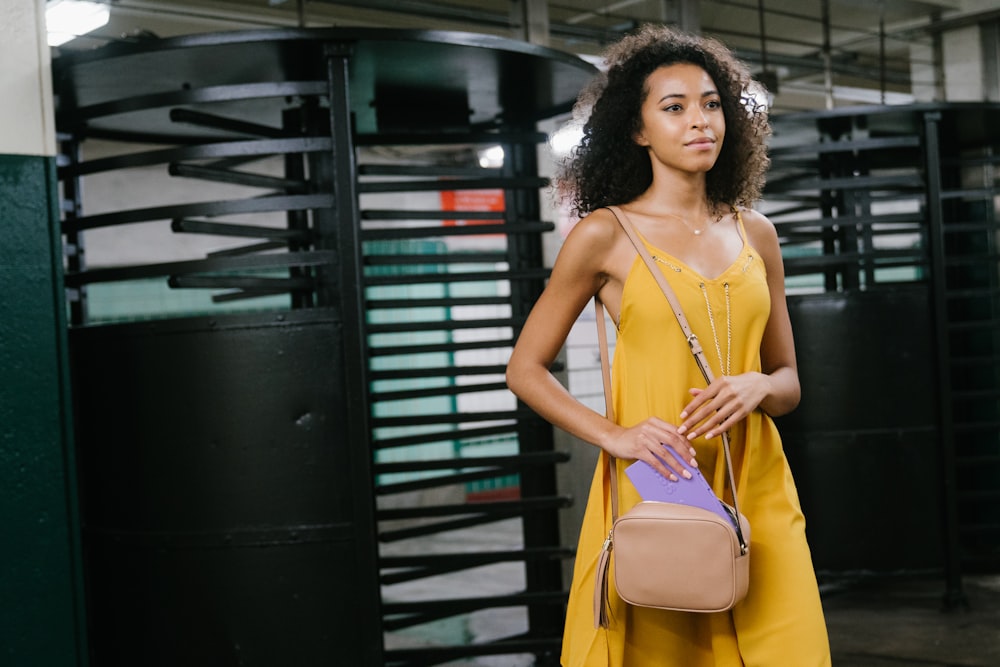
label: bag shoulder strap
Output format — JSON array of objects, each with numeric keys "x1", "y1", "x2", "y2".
[{"x1": 597, "y1": 206, "x2": 744, "y2": 544}]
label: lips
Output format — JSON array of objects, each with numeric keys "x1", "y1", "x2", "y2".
[{"x1": 685, "y1": 137, "x2": 716, "y2": 147}]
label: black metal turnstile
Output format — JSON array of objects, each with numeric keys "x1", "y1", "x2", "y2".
[
  {"x1": 53, "y1": 29, "x2": 595, "y2": 665},
  {"x1": 765, "y1": 104, "x2": 1000, "y2": 601}
]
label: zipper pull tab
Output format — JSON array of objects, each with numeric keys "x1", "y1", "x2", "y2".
[{"x1": 601, "y1": 529, "x2": 613, "y2": 552}]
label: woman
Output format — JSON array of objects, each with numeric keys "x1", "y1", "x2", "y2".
[{"x1": 506, "y1": 25, "x2": 831, "y2": 666}]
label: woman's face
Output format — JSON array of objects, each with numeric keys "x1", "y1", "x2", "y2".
[{"x1": 633, "y1": 63, "x2": 725, "y2": 175}]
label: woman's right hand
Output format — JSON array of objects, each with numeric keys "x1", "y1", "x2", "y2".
[{"x1": 604, "y1": 417, "x2": 698, "y2": 481}]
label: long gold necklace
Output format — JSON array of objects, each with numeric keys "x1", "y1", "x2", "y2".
[{"x1": 700, "y1": 281, "x2": 732, "y2": 376}]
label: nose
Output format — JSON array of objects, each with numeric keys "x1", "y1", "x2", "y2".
[{"x1": 690, "y1": 108, "x2": 708, "y2": 128}]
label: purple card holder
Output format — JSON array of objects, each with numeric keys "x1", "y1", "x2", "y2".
[{"x1": 625, "y1": 447, "x2": 735, "y2": 527}]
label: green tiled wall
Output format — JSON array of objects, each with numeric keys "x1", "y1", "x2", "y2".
[{"x1": 0, "y1": 153, "x2": 88, "y2": 665}]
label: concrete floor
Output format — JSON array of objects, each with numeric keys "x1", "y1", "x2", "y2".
[{"x1": 823, "y1": 572, "x2": 1000, "y2": 667}]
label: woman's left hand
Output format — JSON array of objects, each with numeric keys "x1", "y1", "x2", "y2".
[{"x1": 675, "y1": 372, "x2": 770, "y2": 440}]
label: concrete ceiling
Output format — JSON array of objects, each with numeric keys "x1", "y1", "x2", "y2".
[{"x1": 53, "y1": 0, "x2": 1000, "y2": 112}]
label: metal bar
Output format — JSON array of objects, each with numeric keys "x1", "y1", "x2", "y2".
[
  {"x1": 64, "y1": 193, "x2": 335, "y2": 233},
  {"x1": 361, "y1": 221, "x2": 553, "y2": 240},
  {"x1": 62, "y1": 81, "x2": 328, "y2": 124},
  {"x1": 210, "y1": 287, "x2": 291, "y2": 303},
  {"x1": 59, "y1": 135, "x2": 89, "y2": 325},
  {"x1": 59, "y1": 137, "x2": 334, "y2": 178},
  {"x1": 374, "y1": 451, "x2": 566, "y2": 474},
  {"x1": 365, "y1": 252, "x2": 509, "y2": 264},
  {"x1": 380, "y1": 546, "x2": 571, "y2": 585},
  {"x1": 378, "y1": 502, "x2": 569, "y2": 542},
  {"x1": 923, "y1": 110, "x2": 967, "y2": 610},
  {"x1": 367, "y1": 317, "x2": 515, "y2": 334},
  {"x1": 167, "y1": 275, "x2": 314, "y2": 290},
  {"x1": 172, "y1": 218, "x2": 311, "y2": 241},
  {"x1": 363, "y1": 268, "x2": 548, "y2": 287},
  {"x1": 370, "y1": 364, "x2": 508, "y2": 380},
  {"x1": 358, "y1": 176, "x2": 547, "y2": 194},
  {"x1": 169, "y1": 107, "x2": 289, "y2": 138},
  {"x1": 63, "y1": 249, "x2": 335, "y2": 287},
  {"x1": 359, "y1": 165, "x2": 501, "y2": 177},
  {"x1": 766, "y1": 173, "x2": 925, "y2": 192},
  {"x1": 366, "y1": 295, "x2": 510, "y2": 309},
  {"x1": 367, "y1": 338, "x2": 515, "y2": 357},
  {"x1": 168, "y1": 162, "x2": 309, "y2": 191},
  {"x1": 372, "y1": 411, "x2": 519, "y2": 429},
  {"x1": 373, "y1": 424, "x2": 519, "y2": 451},
  {"x1": 372, "y1": 381, "x2": 509, "y2": 402},
  {"x1": 382, "y1": 590, "x2": 565, "y2": 620},
  {"x1": 206, "y1": 241, "x2": 288, "y2": 257},
  {"x1": 354, "y1": 131, "x2": 547, "y2": 147},
  {"x1": 323, "y1": 40, "x2": 384, "y2": 664},
  {"x1": 378, "y1": 496, "x2": 568, "y2": 521},
  {"x1": 362, "y1": 209, "x2": 505, "y2": 221},
  {"x1": 375, "y1": 467, "x2": 519, "y2": 495}
]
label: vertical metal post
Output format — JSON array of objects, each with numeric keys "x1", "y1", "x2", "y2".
[
  {"x1": 658, "y1": 0, "x2": 701, "y2": 33},
  {"x1": 983, "y1": 20, "x2": 1000, "y2": 102},
  {"x1": 321, "y1": 40, "x2": 385, "y2": 663},
  {"x1": 816, "y1": 120, "x2": 840, "y2": 292},
  {"x1": 757, "y1": 0, "x2": 768, "y2": 74},
  {"x1": 878, "y1": 1, "x2": 887, "y2": 105},
  {"x1": 923, "y1": 110, "x2": 968, "y2": 610},
  {"x1": 505, "y1": 134, "x2": 563, "y2": 665},
  {"x1": 821, "y1": 0, "x2": 834, "y2": 109},
  {"x1": 510, "y1": 0, "x2": 550, "y2": 46},
  {"x1": 59, "y1": 136, "x2": 88, "y2": 325},
  {"x1": 932, "y1": 12, "x2": 947, "y2": 102},
  {"x1": 283, "y1": 106, "x2": 314, "y2": 309}
]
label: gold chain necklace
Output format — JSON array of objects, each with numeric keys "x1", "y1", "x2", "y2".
[
  {"x1": 700, "y1": 281, "x2": 731, "y2": 375},
  {"x1": 661, "y1": 210, "x2": 717, "y2": 236}
]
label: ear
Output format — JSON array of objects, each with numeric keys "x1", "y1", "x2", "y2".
[{"x1": 633, "y1": 130, "x2": 650, "y2": 147}]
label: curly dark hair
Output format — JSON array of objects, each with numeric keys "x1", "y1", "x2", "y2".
[{"x1": 558, "y1": 24, "x2": 771, "y2": 217}]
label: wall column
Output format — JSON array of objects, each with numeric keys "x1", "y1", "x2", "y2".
[{"x1": 0, "y1": 1, "x2": 88, "y2": 664}]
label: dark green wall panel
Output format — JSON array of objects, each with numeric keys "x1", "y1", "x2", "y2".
[{"x1": 0, "y1": 153, "x2": 87, "y2": 665}]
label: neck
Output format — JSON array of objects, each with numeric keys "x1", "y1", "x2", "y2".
[
  {"x1": 640, "y1": 172, "x2": 711, "y2": 218},
  {"x1": 634, "y1": 192, "x2": 714, "y2": 223}
]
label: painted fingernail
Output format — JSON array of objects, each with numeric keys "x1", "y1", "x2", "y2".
[
  {"x1": 682, "y1": 470, "x2": 692, "y2": 479},
  {"x1": 679, "y1": 411, "x2": 688, "y2": 419},
  {"x1": 689, "y1": 458, "x2": 699, "y2": 468},
  {"x1": 668, "y1": 473, "x2": 678, "y2": 482},
  {"x1": 677, "y1": 425, "x2": 687, "y2": 435}
]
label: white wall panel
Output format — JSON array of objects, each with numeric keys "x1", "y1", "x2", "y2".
[{"x1": 0, "y1": 0, "x2": 55, "y2": 156}]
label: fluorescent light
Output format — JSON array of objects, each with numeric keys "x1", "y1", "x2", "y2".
[
  {"x1": 549, "y1": 119, "x2": 585, "y2": 159},
  {"x1": 46, "y1": 0, "x2": 110, "y2": 47},
  {"x1": 478, "y1": 145, "x2": 504, "y2": 169}
]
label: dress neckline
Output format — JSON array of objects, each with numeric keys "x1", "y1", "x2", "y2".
[{"x1": 633, "y1": 211, "x2": 750, "y2": 283}]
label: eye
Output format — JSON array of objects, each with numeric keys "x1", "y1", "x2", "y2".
[
  {"x1": 705, "y1": 99, "x2": 722, "y2": 110},
  {"x1": 664, "y1": 103, "x2": 683, "y2": 112}
]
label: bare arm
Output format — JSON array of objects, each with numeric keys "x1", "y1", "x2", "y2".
[
  {"x1": 506, "y1": 213, "x2": 616, "y2": 446},
  {"x1": 507, "y1": 209, "x2": 698, "y2": 480},
  {"x1": 753, "y1": 210, "x2": 801, "y2": 416}
]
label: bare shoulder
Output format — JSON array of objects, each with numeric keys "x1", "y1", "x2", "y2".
[
  {"x1": 564, "y1": 206, "x2": 620, "y2": 247},
  {"x1": 555, "y1": 207, "x2": 624, "y2": 268},
  {"x1": 736, "y1": 207, "x2": 787, "y2": 284},
  {"x1": 737, "y1": 207, "x2": 776, "y2": 239},
  {"x1": 551, "y1": 206, "x2": 638, "y2": 291},
  {"x1": 737, "y1": 207, "x2": 780, "y2": 253}
]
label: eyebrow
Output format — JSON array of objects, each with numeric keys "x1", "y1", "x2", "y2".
[{"x1": 657, "y1": 89, "x2": 720, "y2": 103}]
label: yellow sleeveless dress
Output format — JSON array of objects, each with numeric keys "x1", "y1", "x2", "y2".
[{"x1": 560, "y1": 219, "x2": 831, "y2": 666}]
